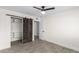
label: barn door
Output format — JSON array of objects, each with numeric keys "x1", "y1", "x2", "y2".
[{"x1": 22, "y1": 18, "x2": 32, "y2": 43}]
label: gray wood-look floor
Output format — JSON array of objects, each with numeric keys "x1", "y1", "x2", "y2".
[{"x1": 0, "y1": 40, "x2": 78, "y2": 53}]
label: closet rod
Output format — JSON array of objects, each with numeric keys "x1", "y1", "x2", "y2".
[{"x1": 6, "y1": 14, "x2": 25, "y2": 18}]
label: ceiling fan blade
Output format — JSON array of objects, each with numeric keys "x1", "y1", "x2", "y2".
[
  {"x1": 33, "y1": 6, "x2": 42, "y2": 11},
  {"x1": 44, "y1": 7, "x2": 55, "y2": 11}
]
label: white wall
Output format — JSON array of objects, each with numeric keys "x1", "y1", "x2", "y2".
[
  {"x1": 41, "y1": 7, "x2": 79, "y2": 51},
  {"x1": 0, "y1": 14, "x2": 11, "y2": 50},
  {"x1": 0, "y1": 8, "x2": 38, "y2": 50}
]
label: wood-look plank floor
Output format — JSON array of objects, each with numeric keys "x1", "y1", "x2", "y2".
[{"x1": 0, "y1": 40, "x2": 78, "y2": 53}]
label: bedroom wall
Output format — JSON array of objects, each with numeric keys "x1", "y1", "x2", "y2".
[
  {"x1": 0, "y1": 8, "x2": 38, "y2": 50},
  {"x1": 41, "y1": 7, "x2": 79, "y2": 51}
]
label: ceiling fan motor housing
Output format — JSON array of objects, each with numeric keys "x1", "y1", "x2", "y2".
[
  {"x1": 41, "y1": 6, "x2": 45, "y2": 11},
  {"x1": 34, "y1": 6, "x2": 55, "y2": 11}
]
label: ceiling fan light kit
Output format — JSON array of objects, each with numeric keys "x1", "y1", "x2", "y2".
[
  {"x1": 33, "y1": 6, "x2": 55, "y2": 15},
  {"x1": 41, "y1": 11, "x2": 45, "y2": 14}
]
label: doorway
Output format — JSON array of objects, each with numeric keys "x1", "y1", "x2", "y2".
[{"x1": 34, "y1": 21, "x2": 39, "y2": 40}]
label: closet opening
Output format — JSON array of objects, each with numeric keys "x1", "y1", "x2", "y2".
[{"x1": 11, "y1": 16, "x2": 23, "y2": 46}]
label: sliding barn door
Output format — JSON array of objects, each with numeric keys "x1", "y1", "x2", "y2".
[
  {"x1": 28, "y1": 19, "x2": 33, "y2": 42},
  {"x1": 22, "y1": 18, "x2": 32, "y2": 43}
]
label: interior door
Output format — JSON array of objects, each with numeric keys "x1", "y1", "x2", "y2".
[{"x1": 22, "y1": 18, "x2": 32, "y2": 43}]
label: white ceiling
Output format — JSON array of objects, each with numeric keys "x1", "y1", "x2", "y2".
[{"x1": 0, "y1": 6, "x2": 78, "y2": 17}]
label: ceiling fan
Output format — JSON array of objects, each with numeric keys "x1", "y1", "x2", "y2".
[{"x1": 33, "y1": 6, "x2": 55, "y2": 14}]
